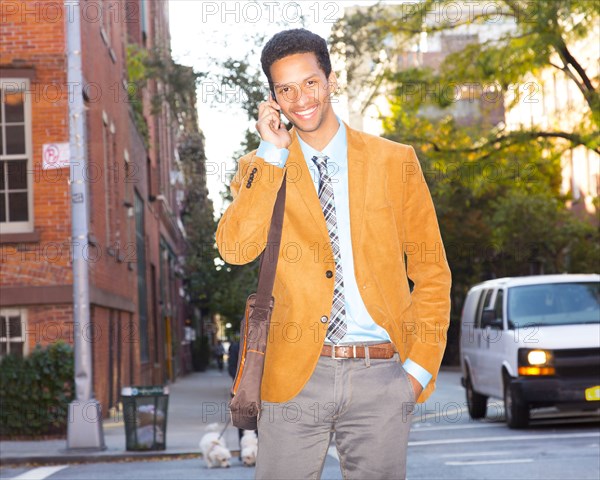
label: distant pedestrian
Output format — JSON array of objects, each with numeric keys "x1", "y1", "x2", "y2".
[
  {"x1": 227, "y1": 337, "x2": 240, "y2": 379},
  {"x1": 212, "y1": 340, "x2": 225, "y2": 371}
]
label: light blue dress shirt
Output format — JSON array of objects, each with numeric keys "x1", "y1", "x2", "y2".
[{"x1": 255, "y1": 120, "x2": 432, "y2": 389}]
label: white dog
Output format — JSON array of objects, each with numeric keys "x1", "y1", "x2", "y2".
[
  {"x1": 240, "y1": 430, "x2": 258, "y2": 466},
  {"x1": 199, "y1": 423, "x2": 231, "y2": 468}
]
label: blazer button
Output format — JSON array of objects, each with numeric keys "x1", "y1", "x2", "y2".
[
  {"x1": 246, "y1": 181, "x2": 252, "y2": 188},
  {"x1": 251, "y1": 167, "x2": 258, "y2": 174},
  {"x1": 320, "y1": 315, "x2": 328, "y2": 323},
  {"x1": 325, "y1": 270, "x2": 333, "y2": 278}
]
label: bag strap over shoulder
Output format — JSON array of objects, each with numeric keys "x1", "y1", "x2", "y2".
[{"x1": 255, "y1": 171, "x2": 287, "y2": 309}]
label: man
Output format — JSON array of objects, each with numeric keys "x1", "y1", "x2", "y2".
[{"x1": 216, "y1": 29, "x2": 451, "y2": 480}]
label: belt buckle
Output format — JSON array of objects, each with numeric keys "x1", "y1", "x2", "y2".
[
  {"x1": 331, "y1": 345, "x2": 357, "y2": 360},
  {"x1": 331, "y1": 345, "x2": 340, "y2": 360},
  {"x1": 330, "y1": 345, "x2": 357, "y2": 359}
]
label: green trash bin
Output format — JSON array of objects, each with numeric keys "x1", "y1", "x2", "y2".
[{"x1": 121, "y1": 385, "x2": 169, "y2": 451}]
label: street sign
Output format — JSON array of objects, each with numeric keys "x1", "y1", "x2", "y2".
[{"x1": 43, "y1": 142, "x2": 70, "y2": 169}]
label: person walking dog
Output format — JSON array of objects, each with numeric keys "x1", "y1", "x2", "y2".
[{"x1": 216, "y1": 29, "x2": 451, "y2": 480}]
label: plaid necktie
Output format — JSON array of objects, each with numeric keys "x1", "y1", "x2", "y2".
[{"x1": 311, "y1": 155, "x2": 347, "y2": 343}]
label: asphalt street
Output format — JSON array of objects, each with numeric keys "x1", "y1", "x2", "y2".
[{"x1": 1, "y1": 370, "x2": 598, "y2": 480}]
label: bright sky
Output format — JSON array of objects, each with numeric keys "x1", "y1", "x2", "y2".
[{"x1": 169, "y1": 0, "x2": 379, "y2": 215}]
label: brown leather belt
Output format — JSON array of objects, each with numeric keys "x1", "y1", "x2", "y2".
[{"x1": 321, "y1": 342, "x2": 396, "y2": 359}]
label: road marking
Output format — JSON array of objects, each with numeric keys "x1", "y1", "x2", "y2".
[
  {"x1": 11, "y1": 466, "x2": 68, "y2": 480},
  {"x1": 409, "y1": 432, "x2": 600, "y2": 447},
  {"x1": 412, "y1": 412, "x2": 600, "y2": 430},
  {"x1": 441, "y1": 451, "x2": 514, "y2": 458},
  {"x1": 327, "y1": 445, "x2": 339, "y2": 461},
  {"x1": 445, "y1": 458, "x2": 534, "y2": 466},
  {"x1": 412, "y1": 422, "x2": 506, "y2": 431}
]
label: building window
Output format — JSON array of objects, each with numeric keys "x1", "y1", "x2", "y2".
[
  {"x1": 0, "y1": 79, "x2": 33, "y2": 233},
  {"x1": 100, "y1": 0, "x2": 114, "y2": 46},
  {"x1": 135, "y1": 190, "x2": 149, "y2": 362},
  {"x1": 102, "y1": 116, "x2": 117, "y2": 247},
  {"x1": 0, "y1": 309, "x2": 27, "y2": 359},
  {"x1": 140, "y1": 0, "x2": 148, "y2": 44}
]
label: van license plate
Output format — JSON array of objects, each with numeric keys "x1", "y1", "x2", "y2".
[{"x1": 585, "y1": 386, "x2": 600, "y2": 401}]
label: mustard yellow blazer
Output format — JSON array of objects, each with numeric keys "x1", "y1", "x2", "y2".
[{"x1": 216, "y1": 123, "x2": 452, "y2": 403}]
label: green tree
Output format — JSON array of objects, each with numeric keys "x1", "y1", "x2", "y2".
[
  {"x1": 331, "y1": 0, "x2": 599, "y2": 333},
  {"x1": 332, "y1": 0, "x2": 599, "y2": 152},
  {"x1": 491, "y1": 191, "x2": 600, "y2": 275},
  {"x1": 179, "y1": 130, "x2": 218, "y2": 320}
]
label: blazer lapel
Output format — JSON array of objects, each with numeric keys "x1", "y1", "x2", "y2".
[
  {"x1": 345, "y1": 123, "x2": 367, "y2": 255},
  {"x1": 285, "y1": 130, "x2": 329, "y2": 243}
]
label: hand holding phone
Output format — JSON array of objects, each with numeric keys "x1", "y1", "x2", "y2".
[{"x1": 255, "y1": 93, "x2": 291, "y2": 149}]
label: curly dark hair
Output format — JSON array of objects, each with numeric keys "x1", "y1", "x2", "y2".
[{"x1": 260, "y1": 29, "x2": 332, "y2": 97}]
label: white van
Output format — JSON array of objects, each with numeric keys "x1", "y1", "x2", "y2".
[{"x1": 460, "y1": 274, "x2": 600, "y2": 428}]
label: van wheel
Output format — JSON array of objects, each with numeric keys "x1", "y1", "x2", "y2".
[
  {"x1": 466, "y1": 375, "x2": 487, "y2": 419},
  {"x1": 503, "y1": 377, "x2": 529, "y2": 429}
]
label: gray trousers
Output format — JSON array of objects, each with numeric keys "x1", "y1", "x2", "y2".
[{"x1": 255, "y1": 353, "x2": 416, "y2": 480}]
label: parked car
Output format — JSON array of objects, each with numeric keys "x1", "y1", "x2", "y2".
[{"x1": 460, "y1": 274, "x2": 600, "y2": 428}]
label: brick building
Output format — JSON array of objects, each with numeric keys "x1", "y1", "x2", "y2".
[{"x1": 0, "y1": 0, "x2": 190, "y2": 415}]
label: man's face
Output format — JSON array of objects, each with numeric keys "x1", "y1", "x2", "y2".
[{"x1": 270, "y1": 52, "x2": 337, "y2": 134}]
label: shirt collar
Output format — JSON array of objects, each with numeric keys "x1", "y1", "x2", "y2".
[{"x1": 297, "y1": 116, "x2": 347, "y2": 162}]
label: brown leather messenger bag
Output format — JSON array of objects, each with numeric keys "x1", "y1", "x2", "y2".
[{"x1": 229, "y1": 172, "x2": 287, "y2": 430}]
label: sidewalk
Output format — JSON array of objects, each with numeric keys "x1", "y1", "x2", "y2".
[
  {"x1": 1, "y1": 366, "x2": 465, "y2": 467},
  {"x1": 0, "y1": 368, "x2": 239, "y2": 466}
]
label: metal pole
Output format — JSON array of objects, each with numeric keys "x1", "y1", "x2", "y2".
[{"x1": 66, "y1": 0, "x2": 105, "y2": 450}]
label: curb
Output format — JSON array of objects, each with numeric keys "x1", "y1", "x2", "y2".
[{"x1": 1, "y1": 450, "x2": 241, "y2": 467}]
